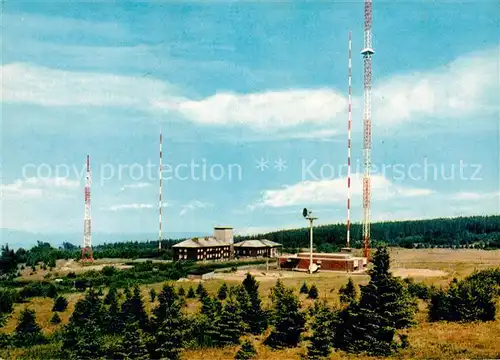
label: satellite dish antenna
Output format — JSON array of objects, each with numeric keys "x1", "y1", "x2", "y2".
[{"x1": 302, "y1": 208, "x2": 308, "y2": 218}]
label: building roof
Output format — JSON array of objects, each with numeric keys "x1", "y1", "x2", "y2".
[
  {"x1": 173, "y1": 236, "x2": 231, "y2": 248},
  {"x1": 233, "y1": 239, "x2": 282, "y2": 248}
]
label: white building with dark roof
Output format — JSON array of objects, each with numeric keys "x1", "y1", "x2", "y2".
[
  {"x1": 173, "y1": 226, "x2": 234, "y2": 261},
  {"x1": 233, "y1": 239, "x2": 282, "y2": 258},
  {"x1": 172, "y1": 227, "x2": 283, "y2": 261}
]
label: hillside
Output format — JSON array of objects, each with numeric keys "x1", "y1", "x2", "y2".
[{"x1": 236, "y1": 215, "x2": 500, "y2": 251}]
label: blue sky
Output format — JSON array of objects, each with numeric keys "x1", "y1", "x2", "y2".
[{"x1": 1, "y1": 1, "x2": 499, "y2": 241}]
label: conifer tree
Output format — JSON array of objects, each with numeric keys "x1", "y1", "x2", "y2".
[
  {"x1": 308, "y1": 285, "x2": 319, "y2": 299},
  {"x1": 63, "y1": 318, "x2": 104, "y2": 360},
  {"x1": 196, "y1": 283, "x2": 209, "y2": 299},
  {"x1": 216, "y1": 298, "x2": 243, "y2": 346},
  {"x1": 114, "y1": 321, "x2": 148, "y2": 360},
  {"x1": 300, "y1": 282, "x2": 309, "y2": 294},
  {"x1": 196, "y1": 282, "x2": 205, "y2": 295},
  {"x1": 265, "y1": 280, "x2": 306, "y2": 348},
  {"x1": 69, "y1": 288, "x2": 104, "y2": 329},
  {"x1": 187, "y1": 286, "x2": 196, "y2": 298},
  {"x1": 178, "y1": 286, "x2": 186, "y2": 297},
  {"x1": 149, "y1": 284, "x2": 185, "y2": 360},
  {"x1": 14, "y1": 309, "x2": 45, "y2": 347},
  {"x1": 218, "y1": 283, "x2": 229, "y2": 300},
  {"x1": 104, "y1": 286, "x2": 123, "y2": 334},
  {"x1": 97, "y1": 287, "x2": 104, "y2": 297},
  {"x1": 149, "y1": 288, "x2": 157, "y2": 302},
  {"x1": 334, "y1": 246, "x2": 417, "y2": 356},
  {"x1": 104, "y1": 286, "x2": 117, "y2": 305},
  {"x1": 50, "y1": 312, "x2": 61, "y2": 325},
  {"x1": 307, "y1": 301, "x2": 336, "y2": 359},
  {"x1": 121, "y1": 285, "x2": 149, "y2": 331},
  {"x1": 235, "y1": 339, "x2": 257, "y2": 360},
  {"x1": 339, "y1": 278, "x2": 357, "y2": 304},
  {"x1": 52, "y1": 295, "x2": 69, "y2": 312},
  {"x1": 240, "y1": 274, "x2": 267, "y2": 334}
]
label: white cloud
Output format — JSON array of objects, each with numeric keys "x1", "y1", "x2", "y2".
[
  {"x1": 120, "y1": 182, "x2": 152, "y2": 191},
  {"x1": 2, "y1": 47, "x2": 497, "y2": 138},
  {"x1": 452, "y1": 191, "x2": 500, "y2": 201},
  {"x1": 153, "y1": 89, "x2": 347, "y2": 131},
  {"x1": 373, "y1": 47, "x2": 499, "y2": 127},
  {"x1": 252, "y1": 174, "x2": 433, "y2": 208},
  {"x1": 179, "y1": 200, "x2": 213, "y2": 216},
  {"x1": 1, "y1": 63, "x2": 176, "y2": 108},
  {"x1": 0, "y1": 177, "x2": 79, "y2": 199},
  {"x1": 105, "y1": 203, "x2": 154, "y2": 211}
]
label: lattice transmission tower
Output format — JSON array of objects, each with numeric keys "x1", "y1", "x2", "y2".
[{"x1": 361, "y1": 0, "x2": 374, "y2": 260}]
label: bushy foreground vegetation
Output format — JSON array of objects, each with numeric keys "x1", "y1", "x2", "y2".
[{"x1": 1, "y1": 247, "x2": 498, "y2": 359}]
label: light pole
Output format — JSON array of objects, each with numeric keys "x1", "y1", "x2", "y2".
[{"x1": 303, "y1": 208, "x2": 318, "y2": 274}]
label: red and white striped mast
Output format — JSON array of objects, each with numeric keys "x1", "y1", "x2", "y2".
[
  {"x1": 361, "y1": 0, "x2": 374, "y2": 260},
  {"x1": 158, "y1": 126, "x2": 163, "y2": 252},
  {"x1": 82, "y1": 155, "x2": 94, "y2": 262},
  {"x1": 346, "y1": 31, "x2": 353, "y2": 249}
]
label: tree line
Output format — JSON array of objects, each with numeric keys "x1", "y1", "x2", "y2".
[
  {"x1": 2, "y1": 215, "x2": 499, "y2": 279},
  {"x1": 237, "y1": 215, "x2": 500, "y2": 252},
  {"x1": 1, "y1": 247, "x2": 499, "y2": 359}
]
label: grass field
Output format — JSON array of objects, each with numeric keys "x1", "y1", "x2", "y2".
[{"x1": 2, "y1": 248, "x2": 500, "y2": 359}]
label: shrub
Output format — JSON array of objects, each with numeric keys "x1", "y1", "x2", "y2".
[
  {"x1": 50, "y1": 313, "x2": 61, "y2": 325},
  {"x1": 308, "y1": 285, "x2": 319, "y2": 299},
  {"x1": 300, "y1": 282, "x2": 309, "y2": 294},
  {"x1": 235, "y1": 339, "x2": 257, "y2": 359},
  {"x1": 52, "y1": 296, "x2": 69, "y2": 312}
]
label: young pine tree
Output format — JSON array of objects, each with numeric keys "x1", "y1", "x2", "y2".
[
  {"x1": 149, "y1": 284, "x2": 186, "y2": 360},
  {"x1": 216, "y1": 298, "x2": 244, "y2": 346},
  {"x1": 63, "y1": 318, "x2": 104, "y2": 359},
  {"x1": 307, "y1": 301, "x2": 336, "y2": 360},
  {"x1": 187, "y1": 286, "x2": 196, "y2": 298},
  {"x1": 334, "y1": 246, "x2": 417, "y2": 356},
  {"x1": 14, "y1": 309, "x2": 45, "y2": 347},
  {"x1": 218, "y1": 283, "x2": 229, "y2": 300},
  {"x1": 104, "y1": 285, "x2": 123, "y2": 334},
  {"x1": 178, "y1": 286, "x2": 186, "y2": 297},
  {"x1": 300, "y1": 282, "x2": 309, "y2": 294},
  {"x1": 104, "y1": 286, "x2": 118, "y2": 305},
  {"x1": 308, "y1": 285, "x2": 319, "y2": 299},
  {"x1": 69, "y1": 288, "x2": 104, "y2": 329},
  {"x1": 121, "y1": 285, "x2": 149, "y2": 331},
  {"x1": 339, "y1": 278, "x2": 357, "y2": 305},
  {"x1": 235, "y1": 339, "x2": 257, "y2": 360},
  {"x1": 196, "y1": 283, "x2": 209, "y2": 299},
  {"x1": 52, "y1": 295, "x2": 69, "y2": 312},
  {"x1": 149, "y1": 288, "x2": 157, "y2": 303},
  {"x1": 265, "y1": 280, "x2": 306, "y2": 348},
  {"x1": 241, "y1": 273, "x2": 268, "y2": 334},
  {"x1": 50, "y1": 312, "x2": 62, "y2": 325},
  {"x1": 114, "y1": 321, "x2": 149, "y2": 360}
]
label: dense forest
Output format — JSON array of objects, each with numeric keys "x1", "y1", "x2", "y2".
[{"x1": 237, "y1": 215, "x2": 500, "y2": 252}]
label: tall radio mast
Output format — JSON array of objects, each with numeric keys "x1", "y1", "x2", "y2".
[
  {"x1": 158, "y1": 126, "x2": 163, "y2": 252},
  {"x1": 361, "y1": 0, "x2": 374, "y2": 260},
  {"x1": 82, "y1": 155, "x2": 94, "y2": 262},
  {"x1": 346, "y1": 31, "x2": 353, "y2": 249}
]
